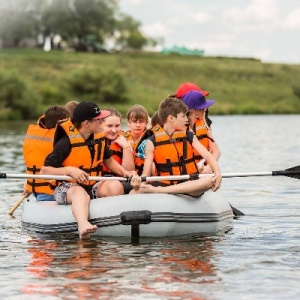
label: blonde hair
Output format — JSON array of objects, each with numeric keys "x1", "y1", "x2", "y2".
[
  {"x1": 65, "y1": 100, "x2": 79, "y2": 118},
  {"x1": 103, "y1": 106, "x2": 122, "y2": 119}
]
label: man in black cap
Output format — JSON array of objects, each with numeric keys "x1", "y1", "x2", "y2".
[{"x1": 41, "y1": 101, "x2": 140, "y2": 239}]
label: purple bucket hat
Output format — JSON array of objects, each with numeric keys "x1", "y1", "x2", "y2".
[{"x1": 181, "y1": 91, "x2": 215, "y2": 110}]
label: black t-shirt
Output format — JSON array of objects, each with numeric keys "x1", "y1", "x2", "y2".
[{"x1": 44, "y1": 134, "x2": 112, "y2": 167}]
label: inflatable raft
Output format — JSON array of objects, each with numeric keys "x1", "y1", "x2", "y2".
[{"x1": 21, "y1": 191, "x2": 233, "y2": 238}]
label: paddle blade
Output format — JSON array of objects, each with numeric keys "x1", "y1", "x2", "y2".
[{"x1": 272, "y1": 165, "x2": 300, "y2": 179}]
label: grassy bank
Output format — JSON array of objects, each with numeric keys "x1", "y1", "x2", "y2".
[{"x1": 1, "y1": 49, "x2": 300, "y2": 119}]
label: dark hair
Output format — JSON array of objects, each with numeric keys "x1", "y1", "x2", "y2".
[
  {"x1": 151, "y1": 111, "x2": 162, "y2": 127},
  {"x1": 44, "y1": 105, "x2": 69, "y2": 129},
  {"x1": 168, "y1": 93, "x2": 177, "y2": 98},
  {"x1": 158, "y1": 97, "x2": 188, "y2": 124},
  {"x1": 126, "y1": 105, "x2": 148, "y2": 122}
]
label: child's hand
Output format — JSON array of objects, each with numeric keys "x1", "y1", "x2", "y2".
[{"x1": 211, "y1": 172, "x2": 222, "y2": 192}]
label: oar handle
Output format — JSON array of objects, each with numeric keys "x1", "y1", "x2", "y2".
[{"x1": 8, "y1": 192, "x2": 31, "y2": 215}]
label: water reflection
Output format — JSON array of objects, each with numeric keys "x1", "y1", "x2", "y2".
[
  {"x1": 23, "y1": 236, "x2": 221, "y2": 299},
  {"x1": 2, "y1": 117, "x2": 300, "y2": 300}
]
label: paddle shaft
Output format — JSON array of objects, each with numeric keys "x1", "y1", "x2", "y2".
[
  {"x1": 144, "y1": 170, "x2": 300, "y2": 181},
  {"x1": 1, "y1": 169, "x2": 299, "y2": 182},
  {"x1": 8, "y1": 192, "x2": 30, "y2": 215},
  {"x1": 0, "y1": 173, "x2": 127, "y2": 181}
]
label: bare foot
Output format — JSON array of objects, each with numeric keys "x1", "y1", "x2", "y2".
[{"x1": 79, "y1": 222, "x2": 98, "y2": 239}]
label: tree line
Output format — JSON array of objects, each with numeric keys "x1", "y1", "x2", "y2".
[{"x1": 0, "y1": 0, "x2": 159, "y2": 51}]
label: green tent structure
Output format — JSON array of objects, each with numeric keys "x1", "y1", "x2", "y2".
[{"x1": 161, "y1": 46, "x2": 204, "y2": 56}]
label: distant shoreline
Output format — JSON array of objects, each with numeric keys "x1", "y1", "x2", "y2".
[{"x1": 1, "y1": 49, "x2": 300, "y2": 121}]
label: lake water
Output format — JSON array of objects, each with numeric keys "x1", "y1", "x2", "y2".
[{"x1": 1, "y1": 115, "x2": 300, "y2": 300}]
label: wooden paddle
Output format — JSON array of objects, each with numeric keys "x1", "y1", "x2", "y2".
[{"x1": 8, "y1": 192, "x2": 31, "y2": 216}]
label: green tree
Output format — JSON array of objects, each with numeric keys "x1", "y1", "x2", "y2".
[
  {"x1": 115, "y1": 14, "x2": 149, "y2": 50},
  {"x1": 41, "y1": 0, "x2": 118, "y2": 45},
  {"x1": 0, "y1": 0, "x2": 153, "y2": 51},
  {"x1": 0, "y1": 0, "x2": 45, "y2": 46}
]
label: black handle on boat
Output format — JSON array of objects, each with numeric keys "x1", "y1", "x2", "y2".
[{"x1": 0, "y1": 173, "x2": 7, "y2": 179}]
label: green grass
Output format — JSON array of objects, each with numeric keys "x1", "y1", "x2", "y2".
[{"x1": 1, "y1": 48, "x2": 300, "y2": 118}]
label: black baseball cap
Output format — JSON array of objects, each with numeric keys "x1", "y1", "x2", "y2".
[{"x1": 72, "y1": 101, "x2": 110, "y2": 123}]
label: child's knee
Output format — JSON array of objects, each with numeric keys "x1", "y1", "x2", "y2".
[{"x1": 97, "y1": 181, "x2": 124, "y2": 197}]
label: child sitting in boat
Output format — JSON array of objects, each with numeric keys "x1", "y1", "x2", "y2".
[
  {"x1": 23, "y1": 105, "x2": 70, "y2": 201},
  {"x1": 137, "y1": 97, "x2": 222, "y2": 197},
  {"x1": 181, "y1": 90, "x2": 221, "y2": 173},
  {"x1": 40, "y1": 101, "x2": 140, "y2": 239},
  {"x1": 101, "y1": 106, "x2": 137, "y2": 194},
  {"x1": 175, "y1": 82, "x2": 221, "y2": 174},
  {"x1": 123, "y1": 105, "x2": 152, "y2": 175}
]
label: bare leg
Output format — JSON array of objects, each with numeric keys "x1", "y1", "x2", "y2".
[
  {"x1": 140, "y1": 176, "x2": 214, "y2": 197},
  {"x1": 66, "y1": 186, "x2": 97, "y2": 239},
  {"x1": 96, "y1": 180, "x2": 124, "y2": 197}
]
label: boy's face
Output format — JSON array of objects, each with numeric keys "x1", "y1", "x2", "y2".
[
  {"x1": 84, "y1": 119, "x2": 102, "y2": 133},
  {"x1": 127, "y1": 118, "x2": 147, "y2": 137},
  {"x1": 174, "y1": 112, "x2": 188, "y2": 130}
]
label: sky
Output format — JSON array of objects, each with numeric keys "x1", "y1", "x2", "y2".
[{"x1": 119, "y1": 0, "x2": 300, "y2": 64}]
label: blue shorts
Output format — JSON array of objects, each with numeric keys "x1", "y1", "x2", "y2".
[{"x1": 36, "y1": 193, "x2": 55, "y2": 201}]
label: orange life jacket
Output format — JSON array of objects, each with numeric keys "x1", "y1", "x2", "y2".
[
  {"x1": 57, "y1": 119, "x2": 106, "y2": 187},
  {"x1": 151, "y1": 125, "x2": 198, "y2": 185},
  {"x1": 102, "y1": 141, "x2": 122, "y2": 175},
  {"x1": 123, "y1": 129, "x2": 151, "y2": 175},
  {"x1": 192, "y1": 119, "x2": 214, "y2": 162},
  {"x1": 23, "y1": 116, "x2": 56, "y2": 194}
]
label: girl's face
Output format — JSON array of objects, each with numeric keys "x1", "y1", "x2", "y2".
[
  {"x1": 101, "y1": 115, "x2": 121, "y2": 141},
  {"x1": 187, "y1": 109, "x2": 203, "y2": 126},
  {"x1": 127, "y1": 118, "x2": 147, "y2": 137},
  {"x1": 187, "y1": 109, "x2": 197, "y2": 126}
]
